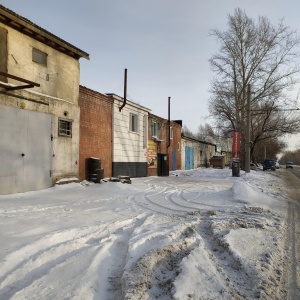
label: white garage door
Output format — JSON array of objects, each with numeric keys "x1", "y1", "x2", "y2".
[{"x1": 0, "y1": 105, "x2": 52, "y2": 194}]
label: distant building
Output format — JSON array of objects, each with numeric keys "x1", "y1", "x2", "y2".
[
  {"x1": 181, "y1": 135, "x2": 216, "y2": 170},
  {"x1": 0, "y1": 5, "x2": 89, "y2": 194},
  {"x1": 148, "y1": 114, "x2": 182, "y2": 176}
]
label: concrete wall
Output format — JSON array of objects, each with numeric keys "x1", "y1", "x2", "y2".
[
  {"x1": 78, "y1": 86, "x2": 113, "y2": 180},
  {"x1": 1, "y1": 24, "x2": 80, "y2": 102},
  {"x1": 0, "y1": 90, "x2": 80, "y2": 185},
  {"x1": 181, "y1": 136, "x2": 216, "y2": 169},
  {"x1": 0, "y1": 24, "x2": 82, "y2": 188}
]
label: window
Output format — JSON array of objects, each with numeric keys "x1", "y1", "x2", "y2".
[
  {"x1": 143, "y1": 115, "x2": 147, "y2": 148},
  {"x1": 151, "y1": 120, "x2": 159, "y2": 137},
  {"x1": 32, "y1": 48, "x2": 47, "y2": 66},
  {"x1": 129, "y1": 113, "x2": 138, "y2": 132},
  {"x1": 170, "y1": 127, "x2": 174, "y2": 139},
  {"x1": 59, "y1": 119, "x2": 72, "y2": 137}
]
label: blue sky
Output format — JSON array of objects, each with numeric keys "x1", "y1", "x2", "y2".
[{"x1": 1, "y1": 0, "x2": 300, "y2": 150}]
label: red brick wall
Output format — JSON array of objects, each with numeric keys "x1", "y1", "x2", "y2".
[
  {"x1": 79, "y1": 86, "x2": 113, "y2": 180},
  {"x1": 148, "y1": 114, "x2": 182, "y2": 175}
]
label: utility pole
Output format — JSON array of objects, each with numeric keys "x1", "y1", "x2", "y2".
[{"x1": 245, "y1": 84, "x2": 251, "y2": 173}]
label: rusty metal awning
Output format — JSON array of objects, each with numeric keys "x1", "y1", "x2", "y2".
[{"x1": 0, "y1": 71, "x2": 40, "y2": 91}]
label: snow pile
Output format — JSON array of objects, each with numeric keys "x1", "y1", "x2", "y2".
[{"x1": 0, "y1": 168, "x2": 289, "y2": 299}]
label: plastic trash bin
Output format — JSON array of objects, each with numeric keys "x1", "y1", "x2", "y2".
[{"x1": 232, "y1": 160, "x2": 240, "y2": 177}]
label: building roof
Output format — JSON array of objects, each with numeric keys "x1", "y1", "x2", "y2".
[
  {"x1": 181, "y1": 134, "x2": 216, "y2": 147},
  {"x1": 149, "y1": 113, "x2": 182, "y2": 128},
  {"x1": 106, "y1": 93, "x2": 151, "y2": 112},
  {"x1": 0, "y1": 5, "x2": 89, "y2": 60}
]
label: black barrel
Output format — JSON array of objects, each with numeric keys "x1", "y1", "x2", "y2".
[{"x1": 86, "y1": 158, "x2": 104, "y2": 183}]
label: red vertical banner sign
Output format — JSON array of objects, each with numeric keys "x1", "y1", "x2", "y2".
[{"x1": 232, "y1": 131, "x2": 241, "y2": 159}]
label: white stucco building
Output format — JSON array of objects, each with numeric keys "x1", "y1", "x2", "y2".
[
  {"x1": 107, "y1": 94, "x2": 150, "y2": 177},
  {"x1": 0, "y1": 5, "x2": 89, "y2": 194},
  {"x1": 181, "y1": 135, "x2": 216, "y2": 170}
]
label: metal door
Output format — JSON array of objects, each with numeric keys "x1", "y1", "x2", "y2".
[
  {"x1": 185, "y1": 146, "x2": 194, "y2": 170},
  {"x1": 0, "y1": 105, "x2": 52, "y2": 194},
  {"x1": 172, "y1": 149, "x2": 176, "y2": 171},
  {"x1": 157, "y1": 154, "x2": 169, "y2": 176}
]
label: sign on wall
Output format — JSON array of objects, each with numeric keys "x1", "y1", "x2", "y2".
[
  {"x1": 232, "y1": 131, "x2": 241, "y2": 159},
  {"x1": 148, "y1": 140, "x2": 157, "y2": 169}
]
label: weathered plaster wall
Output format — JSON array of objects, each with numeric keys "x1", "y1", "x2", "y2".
[
  {"x1": 0, "y1": 90, "x2": 80, "y2": 184},
  {"x1": 181, "y1": 137, "x2": 216, "y2": 169},
  {"x1": 1, "y1": 24, "x2": 80, "y2": 103}
]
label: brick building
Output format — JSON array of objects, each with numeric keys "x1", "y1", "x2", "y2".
[
  {"x1": 78, "y1": 86, "x2": 113, "y2": 180},
  {"x1": 148, "y1": 114, "x2": 182, "y2": 176}
]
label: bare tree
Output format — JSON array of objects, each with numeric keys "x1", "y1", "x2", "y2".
[
  {"x1": 209, "y1": 8, "x2": 300, "y2": 167},
  {"x1": 195, "y1": 123, "x2": 216, "y2": 143},
  {"x1": 279, "y1": 148, "x2": 300, "y2": 165},
  {"x1": 181, "y1": 125, "x2": 195, "y2": 138}
]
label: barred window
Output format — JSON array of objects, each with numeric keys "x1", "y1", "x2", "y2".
[{"x1": 59, "y1": 119, "x2": 72, "y2": 137}]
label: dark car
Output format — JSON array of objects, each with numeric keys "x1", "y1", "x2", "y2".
[
  {"x1": 263, "y1": 159, "x2": 276, "y2": 171},
  {"x1": 286, "y1": 161, "x2": 294, "y2": 169}
]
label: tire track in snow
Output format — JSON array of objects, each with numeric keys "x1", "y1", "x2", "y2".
[
  {"x1": 131, "y1": 188, "x2": 193, "y2": 215},
  {"x1": 0, "y1": 216, "x2": 149, "y2": 299},
  {"x1": 122, "y1": 218, "x2": 199, "y2": 299}
]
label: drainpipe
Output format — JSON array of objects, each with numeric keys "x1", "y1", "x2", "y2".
[
  {"x1": 167, "y1": 96, "x2": 170, "y2": 148},
  {"x1": 119, "y1": 68, "x2": 127, "y2": 112}
]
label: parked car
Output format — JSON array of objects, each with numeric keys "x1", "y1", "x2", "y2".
[
  {"x1": 275, "y1": 161, "x2": 280, "y2": 169},
  {"x1": 263, "y1": 159, "x2": 276, "y2": 171},
  {"x1": 250, "y1": 162, "x2": 257, "y2": 171},
  {"x1": 286, "y1": 161, "x2": 294, "y2": 169}
]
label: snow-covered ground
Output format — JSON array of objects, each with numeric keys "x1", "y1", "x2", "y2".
[{"x1": 0, "y1": 168, "x2": 289, "y2": 299}]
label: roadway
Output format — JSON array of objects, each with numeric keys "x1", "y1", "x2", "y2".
[
  {"x1": 280, "y1": 167, "x2": 300, "y2": 299},
  {"x1": 286, "y1": 166, "x2": 300, "y2": 180}
]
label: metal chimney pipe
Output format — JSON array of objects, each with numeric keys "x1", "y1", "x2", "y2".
[
  {"x1": 167, "y1": 96, "x2": 170, "y2": 148},
  {"x1": 119, "y1": 68, "x2": 127, "y2": 112}
]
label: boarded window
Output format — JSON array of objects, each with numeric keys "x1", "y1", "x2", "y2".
[
  {"x1": 58, "y1": 119, "x2": 72, "y2": 137},
  {"x1": 32, "y1": 48, "x2": 47, "y2": 66},
  {"x1": 129, "y1": 113, "x2": 138, "y2": 132}
]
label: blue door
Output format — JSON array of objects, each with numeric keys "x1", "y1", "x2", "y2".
[
  {"x1": 185, "y1": 146, "x2": 194, "y2": 170},
  {"x1": 172, "y1": 150, "x2": 176, "y2": 171}
]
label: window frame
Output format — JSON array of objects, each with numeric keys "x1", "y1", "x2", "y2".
[
  {"x1": 170, "y1": 127, "x2": 174, "y2": 139},
  {"x1": 150, "y1": 119, "x2": 159, "y2": 137},
  {"x1": 32, "y1": 48, "x2": 47, "y2": 66},
  {"x1": 58, "y1": 118, "x2": 72, "y2": 137},
  {"x1": 129, "y1": 113, "x2": 138, "y2": 133}
]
